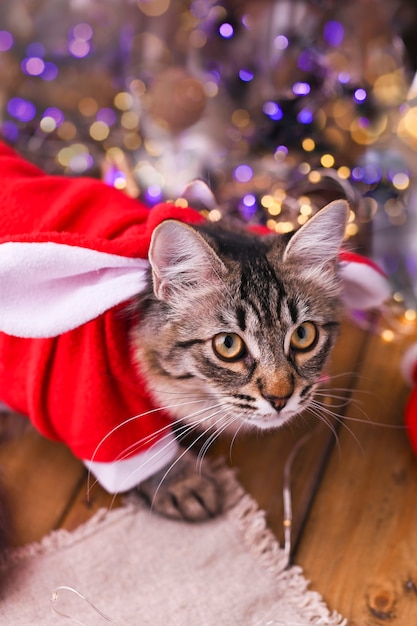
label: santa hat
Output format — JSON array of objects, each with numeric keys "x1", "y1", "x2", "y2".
[
  {"x1": 337, "y1": 250, "x2": 391, "y2": 312},
  {"x1": 0, "y1": 220, "x2": 391, "y2": 340}
]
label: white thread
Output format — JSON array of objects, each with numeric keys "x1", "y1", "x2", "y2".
[
  {"x1": 51, "y1": 585, "x2": 117, "y2": 625},
  {"x1": 282, "y1": 429, "x2": 315, "y2": 563}
]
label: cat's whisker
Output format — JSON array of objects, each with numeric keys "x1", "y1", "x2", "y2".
[
  {"x1": 86, "y1": 398, "x2": 224, "y2": 498},
  {"x1": 228, "y1": 419, "x2": 247, "y2": 464},
  {"x1": 146, "y1": 406, "x2": 236, "y2": 513},
  {"x1": 114, "y1": 401, "x2": 228, "y2": 463},
  {"x1": 314, "y1": 383, "x2": 399, "y2": 428},
  {"x1": 90, "y1": 397, "x2": 216, "y2": 460},
  {"x1": 314, "y1": 398, "x2": 405, "y2": 429},
  {"x1": 106, "y1": 409, "x2": 231, "y2": 511},
  {"x1": 306, "y1": 405, "x2": 342, "y2": 450},
  {"x1": 308, "y1": 400, "x2": 365, "y2": 454},
  {"x1": 195, "y1": 411, "x2": 241, "y2": 474},
  {"x1": 104, "y1": 402, "x2": 232, "y2": 508}
]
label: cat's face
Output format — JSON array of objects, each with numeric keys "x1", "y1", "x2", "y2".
[{"x1": 132, "y1": 200, "x2": 348, "y2": 435}]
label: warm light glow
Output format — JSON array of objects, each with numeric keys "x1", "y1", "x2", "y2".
[
  {"x1": 300, "y1": 204, "x2": 312, "y2": 216},
  {"x1": 345, "y1": 223, "x2": 358, "y2": 237},
  {"x1": 308, "y1": 171, "x2": 322, "y2": 183},
  {"x1": 89, "y1": 121, "x2": 109, "y2": 141},
  {"x1": 268, "y1": 201, "x2": 282, "y2": 216},
  {"x1": 121, "y1": 111, "x2": 139, "y2": 130},
  {"x1": 261, "y1": 194, "x2": 273, "y2": 208},
  {"x1": 299, "y1": 162, "x2": 311, "y2": 174},
  {"x1": 175, "y1": 197, "x2": 188, "y2": 208},
  {"x1": 337, "y1": 166, "x2": 351, "y2": 179},
  {"x1": 275, "y1": 221, "x2": 294, "y2": 234},
  {"x1": 381, "y1": 329, "x2": 395, "y2": 342},
  {"x1": 320, "y1": 153, "x2": 335, "y2": 168},
  {"x1": 114, "y1": 92, "x2": 133, "y2": 111},
  {"x1": 208, "y1": 209, "x2": 222, "y2": 221},
  {"x1": 40, "y1": 116, "x2": 56, "y2": 133},
  {"x1": 392, "y1": 172, "x2": 410, "y2": 190},
  {"x1": 302, "y1": 138, "x2": 315, "y2": 152},
  {"x1": 78, "y1": 97, "x2": 98, "y2": 117},
  {"x1": 137, "y1": 0, "x2": 171, "y2": 17},
  {"x1": 232, "y1": 109, "x2": 250, "y2": 128},
  {"x1": 404, "y1": 309, "x2": 417, "y2": 322},
  {"x1": 57, "y1": 121, "x2": 76, "y2": 140}
]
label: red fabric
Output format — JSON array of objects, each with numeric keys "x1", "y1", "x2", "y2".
[
  {"x1": 0, "y1": 141, "x2": 204, "y2": 462},
  {"x1": 406, "y1": 389, "x2": 417, "y2": 457},
  {"x1": 338, "y1": 250, "x2": 386, "y2": 276},
  {"x1": 405, "y1": 360, "x2": 417, "y2": 457}
]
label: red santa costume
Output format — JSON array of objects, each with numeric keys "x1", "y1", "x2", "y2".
[{"x1": 0, "y1": 140, "x2": 390, "y2": 493}]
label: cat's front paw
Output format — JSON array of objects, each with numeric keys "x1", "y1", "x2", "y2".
[{"x1": 137, "y1": 451, "x2": 222, "y2": 522}]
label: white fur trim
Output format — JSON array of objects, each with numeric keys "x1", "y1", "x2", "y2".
[
  {"x1": 83, "y1": 432, "x2": 180, "y2": 493},
  {"x1": 339, "y1": 261, "x2": 391, "y2": 310},
  {"x1": 401, "y1": 343, "x2": 417, "y2": 386},
  {"x1": 0, "y1": 242, "x2": 150, "y2": 337}
]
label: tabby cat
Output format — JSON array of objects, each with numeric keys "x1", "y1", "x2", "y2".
[{"x1": 134, "y1": 199, "x2": 349, "y2": 520}]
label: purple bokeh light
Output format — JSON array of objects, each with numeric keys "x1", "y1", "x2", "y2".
[
  {"x1": 21, "y1": 57, "x2": 45, "y2": 76},
  {"x1": 145, "y1": 185, "x2": 163, "y2": 204},
  {"x1": 44, "y1": 107, "x2": 64, "y2": 126},
  {"x1": 262, "y1": 101, "x2": 283, "y2": 121},
  {"x1": 0, "y1": 31, "x2": 13, "y2": 52},
  {"x1": 96, "y1": 108, "x2": 117, "y2": 125},
  {"x1": 42, "y1": 62, "x2": 58, "y2": 81},
  {"x1": 354, "y1": 88, "x2": 367, "y2": 103},
  {"x1": 323, "y1": 21, "x2": 344, "y2": 47},
  {"x1": 69, "y1": 39, "x2": 91, "y2": 58},
  {"x1": 292, "y1": 82, "x2": 311, "y2": 96},
  {"x1": 26, "y1": 42, "x2": 45, "y2": 57},
  {"x1": 7, "y1": 97, "x2": 36, "y2": 122},
  {"x1": 219, "y1": 23, "x2": 234, "y2": 39},
  {"x1": 239, "y1": 69, "x2": 254, "y2": 82},
  {"x1": 297, "y1": 108, "x2": 313, "y2": 124},
  {"x1": 234, "y1": 164, "x2": 253, "y2": 183},
  {"x1": 1, "y1": 121, "x2": 18, "y2": 142}
]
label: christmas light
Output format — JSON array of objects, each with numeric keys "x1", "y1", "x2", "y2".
[
  {"x1": 273, "y1": 35, "x2": 289, "y2": 50},
  {"x1": 21, "y1": 57, "x2": 45, "y2": 76},
  {"x1": 219, "y1": 23, "x2": 234, "y2": 39},
  {"x1": 0, "y1": 30, "x2": 13, "y2": 51}
]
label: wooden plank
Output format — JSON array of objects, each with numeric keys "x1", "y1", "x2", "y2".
[
  {"x1": 209, "y1": 317, "x2": 370, "y2": 547},
  {"x1": 296, "y1": 322, "x2": 417, "y2": 624},
  {"x1": 59, "y1": 478, "x2": 122, "y2": 533},
  {"x1": 0, "y1": 417, "x2": 85, "y2": 546}
]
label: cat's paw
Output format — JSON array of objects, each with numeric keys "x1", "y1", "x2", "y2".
[{"x1": 136, "y1": 451, "x2": 222, "y2": 522}]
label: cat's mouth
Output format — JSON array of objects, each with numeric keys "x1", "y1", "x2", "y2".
[{"x1": 242, "y1": 408, "x2": 299, "y2": 430}]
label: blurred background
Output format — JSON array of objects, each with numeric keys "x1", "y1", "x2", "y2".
[{"x1": 1, "y1": 0, "x2": 417, "y2": 325}]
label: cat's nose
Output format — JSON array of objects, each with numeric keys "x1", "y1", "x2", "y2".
[{"x1": 264, "y1": 394, "x2": 290, "y2": 412}]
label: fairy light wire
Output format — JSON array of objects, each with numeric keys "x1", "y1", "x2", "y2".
[
  {"x1": 282, "y1": 430, "x2": 315, "y2": 564},
  {"x1": 51, "y1": 585, "x2": 117, "y2": 625}
]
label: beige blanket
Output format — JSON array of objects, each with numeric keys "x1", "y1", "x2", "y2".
[{"x1": 0, "y1": 468, "x2": 345, "y2": 625}]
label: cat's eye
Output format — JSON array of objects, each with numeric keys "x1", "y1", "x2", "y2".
[
  {"x1": 290, "y1": 322, "x2": 318, "y2": 352},
  {"x1": 212, "y1": 333, "x2": 246, "y2": 361}
]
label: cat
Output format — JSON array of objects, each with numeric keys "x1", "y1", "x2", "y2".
[
  {"x1": 0, "y1": 140, "x2": 350, "y2": 543},
  {"x1": 133, "y1": 199, "x2": 349, "y2": 521}
]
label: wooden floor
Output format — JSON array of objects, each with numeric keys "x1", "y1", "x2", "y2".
[{"x1": 1, "y1": 315, "x2": 417, "y2": 625}]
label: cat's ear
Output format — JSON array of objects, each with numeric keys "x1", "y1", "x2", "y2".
[
  {"x1": 283, "y1": 200, "x2": 349, "y2": 267},
  {"x1": 149, "y1": 220, "x2": 225, "y2": 301}
]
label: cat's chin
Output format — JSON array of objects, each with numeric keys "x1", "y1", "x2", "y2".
[{"x1": 241, "y1": 411, "x2": 299, "y2": 431}]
